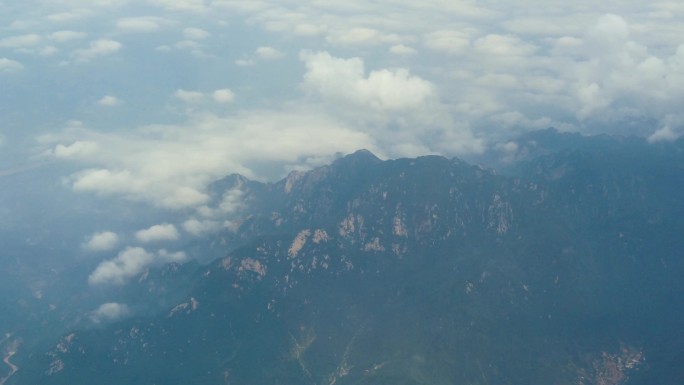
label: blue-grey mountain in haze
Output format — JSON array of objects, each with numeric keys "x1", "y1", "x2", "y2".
[{"x1": 2, "y1": 129, "x2": 683, "y2": 385}]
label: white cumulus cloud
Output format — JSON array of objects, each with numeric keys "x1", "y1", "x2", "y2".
[
  {"x1": 135, "y1": 223, "x2": 180, "y2": 243},
  {"x1": 90, "y1": 302, "x2": 130, "y2": 323},
  {"x1": 300, "y1": 50, "x2": 435, "y2": 111},
  {"x1": 212, "y1": 89, "x2": 235, "y2": 103},
  {"x1": 83, "y1": 231, "x2": 120, "y2": 252},
  {"x1": 183, "y1": 218, "x2": 221, "y2": 236},
  {"x1": 73, "y1": 39, "x2": 122, "y2": 62},
  {"x1": 88, "y1": 247, "x2": 156, "y2": 285},
  {"x1": 88, "y1": 246, "x2": 187, "y2": 285},
  {"x1": 157, "y1": 249, "x2": 187, "y2": 263},
  {"x1": 299, "y1": 50, "x2": 483, "y2": 155}
]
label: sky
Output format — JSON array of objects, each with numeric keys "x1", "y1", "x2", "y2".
[{"x1": 1, "y1": 1, "x2": 684, "y2": 315}]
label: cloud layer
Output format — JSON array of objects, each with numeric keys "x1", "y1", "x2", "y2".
[
  {"x1": 12, "y1": 1, "x2": 677, "y2": 212},
  {"x1": 40, "y1": 108, "x2": 376, "y2": 208},
  {"x1": 3, "y1": 2, "x2": 684, "y2": 285}
]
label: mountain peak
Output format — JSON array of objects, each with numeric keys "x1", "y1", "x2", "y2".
[{"x1": 334, "y1": 149, "x2": 382, "y2": 166}]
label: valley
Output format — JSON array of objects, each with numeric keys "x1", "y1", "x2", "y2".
[{"x1": 0, "y1": 338, "x2": 19, "y2": 385}]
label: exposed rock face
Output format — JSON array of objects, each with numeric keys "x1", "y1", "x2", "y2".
[{"x1": 11, "y1": 138, "x2": 684, "y2": 385}]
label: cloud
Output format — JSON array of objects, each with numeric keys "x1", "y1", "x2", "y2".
[
  {"x1": 23, "y1": 3, "x2": 684, "y2": 214},
  {"x1": 389, "y1": 44, "x2": 417, "y2": 55},
  {"x1": 88, "y1": 246, "x2": 186, "y2": 285},
  {"x1": 0, "y1": 34, "x2": 43, "y2": 48},
  {"x1": 38, "y1": 46, "x2": 59, "y2": 56},
  {"x1": 586, "y1": 13, "x2": 630, "y2": 51},
  {"x1": 149, "y1": 0, "x2": 209, "y2": 13},
  {"x1": 175, "y1": 89, "x2": 204, "y2": 103},
  {"x1": 157, "y1": 249, "x2": 187, "y2": 262},
  {"x1": 73, "y1": 39, "x2": 122, "y2": 62},
  {"x1": 183, "y1": 218, "x2": 221, "y2": 236},
  {"x1": 98, "y1": 95, "x2": 121, "y2": 106},
  {"x1": 183, "y1": 27, "x2": 210, "y2": 40},
  {"x1": 235, "y1": 58, "x2": 255, "y2": 66},
  {"x1": 292, "y1": 23, "x2": 327, "y2": 36},
  {"x1": 648, "y1": 125, "x2": 679, "y2": 142},
  {"x1": 88, "y1": 247, "x2": 156, "y2": 285},
  {"x1": 83, "y1": 231, "x2": 120, "y2": 251},
  {"x1": 52, "y1": 141, "x2": 99, "y2": 159},
  {"x1": 90, "y1": 302, "x2": 130, "y2": 323},
  {"x1": 648, "y1": 114, "x2": 684, "y2": 142},
  {"x1": 156, "y1": 38, "x2": 209, "y2": 57},
  {"x1": 200, "y1": 3, "x2": 683, "y2": 139},
  {"x1": 326, "y1": 27, "x2": 400, "y2": 46},
  {"x1": 555, "y1": 14, "x2": 684, "y2": 133},
  {"x1": 115, "y1": 16, "x2": 168, "y2": 33},
  {"x1": 46, "y1": 9, "x2": 93, "y2": 23},
  {"x1": 503, "y1": 17, "x2": 582, "y2": 37},
  {"x1": 71, "y1": 168, "x2": 137, "y2": 195},
  {"x1": 299, "y1": 50, "x2": 485, "y2": 155},
  {"x1": 423, "y1": 30, "x2": 471, "y2": 54},
  {"x1": 255, "y1": 46, "x2": 285, "y2": 60},
  {"x1": 41, "y1": 109, "x2": 376, "y2": 208},
  {"x1": 207, "y1": 1, "x2": 495, "y2": 49},
  {"x1": 135, "y1": 223, "x2": 180, "y2": 243},
  {"x1": 234, "y1": 46, "x2": 285, "y2": 65},
  {"x1": 0, "y1": 58, "x2": 23, "y2": 72},
  {"x1": 300, "y1": 50, "x2": 435, "y2": 111},
  {"x1": 217, "y1": 187, "x2": 244, "y2": 214},
  {"x1": 473, "y1": 34, "x2": 538, "y2": 56},
  {"x1": 212, "y1": 89, "x2": 235, "y2": 103},
  {"x1": 48, "y1": 30, "x2": 87, "y2": 42}
]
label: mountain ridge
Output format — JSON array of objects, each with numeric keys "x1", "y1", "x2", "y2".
[{"x1": 8, "y1": 130, "x2": 684, "y2": 385}]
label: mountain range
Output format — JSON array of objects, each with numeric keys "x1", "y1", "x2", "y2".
[{"x1": 4, "y1": 129, "x2": 684, "y2": 385}]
